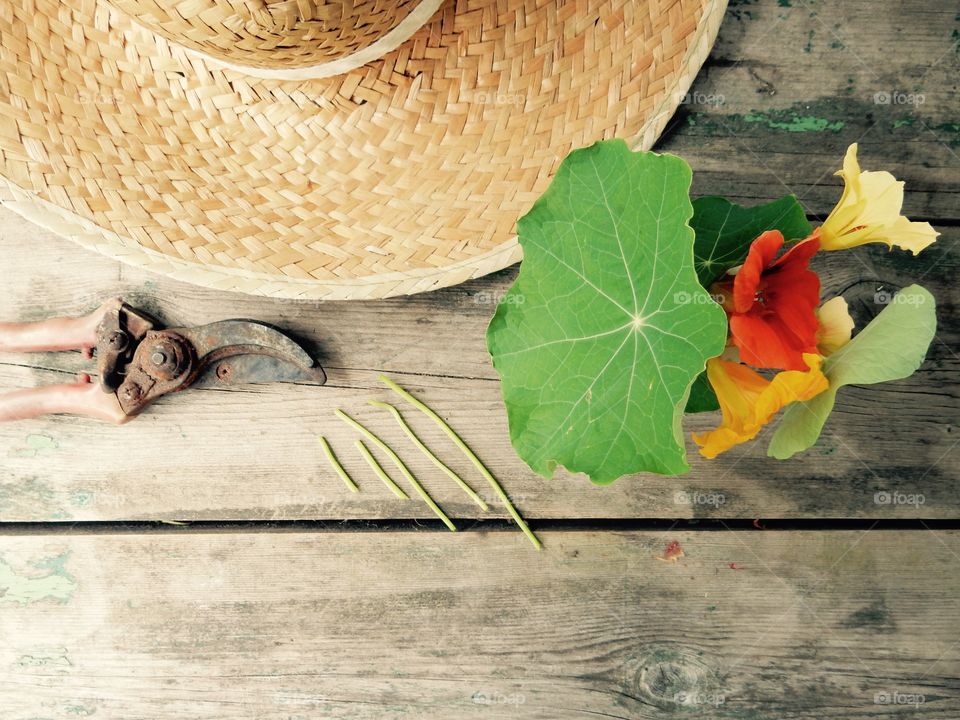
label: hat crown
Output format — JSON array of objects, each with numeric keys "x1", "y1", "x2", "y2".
[{"x1": 106, "y1": 0, "x2": 429, "y2": 70}]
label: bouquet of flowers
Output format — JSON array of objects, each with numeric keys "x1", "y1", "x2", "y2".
[{"x1": 487, "y1": 140, "x2": 938, "y2": 483}]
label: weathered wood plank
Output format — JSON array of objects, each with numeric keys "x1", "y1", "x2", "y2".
[
  {"x1": 1, "y1": 0, "x2": 958, "y2": 521},
  {"x1": 668, "y1": 0, "x2": 960, "y2": 218},
  {"x1": 0, "y1": 529, "x2": 957, "y2": 719},
  {"x1": 1, "y1": 215, "x2": 957, "y2": 521}
]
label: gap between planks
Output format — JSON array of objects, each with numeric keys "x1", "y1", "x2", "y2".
[{"x1": 1, "y1": 518, "x2": 960, "y2": 536}]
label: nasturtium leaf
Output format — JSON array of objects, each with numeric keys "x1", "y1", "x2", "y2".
[
  {"x1": 487, "y1": 140, "x2": 728, "y2": 483},
  {"x1": 767, "y1": 284, "x2": 936, "y2": 459},
  {"x1": 692, "y1": 195, "x2": 812, "y2": 287},
  {"x1": 684, "y1": 194, "x2": 812, "y2": 413}
]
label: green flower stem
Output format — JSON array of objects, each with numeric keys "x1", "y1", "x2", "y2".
[
  {"x1": 378, "y1": 375, "x2": 542, "y2": 550},
  {"x1": 335, "y1": 409, "x2": 456, "y2": 532},
  {"x1": 318, "y1": 436, "x2": 359, "y2": 493},
  {"x1": 355, "y1": 439, "x2": 409, "y2": 499},
  {"x1": 370, "y1": 401, "x2": 489, "y2": 511}
]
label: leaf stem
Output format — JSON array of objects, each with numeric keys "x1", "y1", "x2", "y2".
[
  {"x1": 355, "y1": 439, "x2": 409, "y2": 499},
  {"x1": 318, "y1": 436, "x2": 359, "y2": 493},
  {"x1": 335, "y1": 409, "x2": 456, "y2": 532},
  {"x1": 378, "y1": 375, "x2": 542, "y2": 550},
  {"x1": 370, "y1": 401, "x2": 489, "y2": 511}
]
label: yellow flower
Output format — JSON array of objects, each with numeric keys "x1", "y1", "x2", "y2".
[
  {"x1": 693, "y1": 353, "x2": 829, "y2": 459},
  {"x1": 819, "y1": 143, "x2": 938, "y2": 254},
  {"x1": 816, "y1": 296, "x2": 854, "y2": 355}
]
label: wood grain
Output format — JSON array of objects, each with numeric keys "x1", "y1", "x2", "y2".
[
  {"x1": 0, "y1": 529, "x2": 957, "y2": 719},
  {"x1": 0, "y1": 3, "x2": 957, "y2": 718},
  {"x1": 662, "y1": 0, "x2": 960, "y2": 219},
  {"x1": 0, "y1": 0, "x2": 957, "y2": 523},
  {"x1": 0, "y1": 214, "x2": 956, "y2": 521}
]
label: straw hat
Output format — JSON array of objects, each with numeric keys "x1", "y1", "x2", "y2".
[{"x1": 0, "y1": 0, "x2": 726, "y2": 300}]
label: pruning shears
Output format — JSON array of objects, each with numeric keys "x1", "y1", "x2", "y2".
[{"x1": 0, "y1": 298, "x2": 326, "y2": 424}]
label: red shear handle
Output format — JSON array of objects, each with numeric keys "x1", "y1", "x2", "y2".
[
  {"x1": 0, "y1": 383, "x2": 130, "y2": 425},
  {"x1": 0, "y1": 298, "x2": 122, "y2": 354}
]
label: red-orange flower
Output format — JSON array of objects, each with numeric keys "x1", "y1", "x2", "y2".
[{"x1": 714, "y1": 230, "x2": 821, "y2": 371}]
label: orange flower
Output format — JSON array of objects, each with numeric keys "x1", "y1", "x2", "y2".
[
  {"x1": 713, "y1": 230, "x2": 821, "y2": 371},
  {"x1": 693, "y1": 353, "x2": 829, "y2": 459}
]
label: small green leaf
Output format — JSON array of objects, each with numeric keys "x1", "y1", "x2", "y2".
[
  {"x1": 692, "y1": 195, "x2": 812, "y2": 287},
  {"x1": 685, "y1": 372, "x2": 721, "y2": 413},
  {"x1": 768, "y1": 284, "x2": 936, "y2": 459},
  {"x1": 684, "y1": 194, "x2": 812, "y2": 413},
  {"x1": 487, "y1": 140, "x2": 728, "y2": 483}
]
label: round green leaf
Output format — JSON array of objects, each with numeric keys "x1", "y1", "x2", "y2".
[{"x1": 487, "y1": 140, "x2": 728, "y2": 483}]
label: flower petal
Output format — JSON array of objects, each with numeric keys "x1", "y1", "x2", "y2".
[
  {"x1": 816, "y1": 296, "x2": 855, "y2": 355},
  {"x1": 731, "y1": 313, "x2": 812, "y2": 371},
  {"x1": 732, "y1": 230, "x2": 783, "y2": 313},
  {"x1": 728, "y1": 235, "x2": 821, "y2": 371},
  {"x1": 694, "y1": 353, "x2": 829, "y2": 459},
  {"x1": 820, "y1": 143, "x2": 939, "y2": 254}
]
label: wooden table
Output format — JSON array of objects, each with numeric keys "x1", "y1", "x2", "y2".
[{"x1": 1, "y1": 1, "x2": 958, "y2": 717}]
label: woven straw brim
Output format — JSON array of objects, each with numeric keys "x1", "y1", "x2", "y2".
[
  {"x1": 0, "y1": 0, "x2": 727, "y2": 300},
  {"x1": 103, "y1": 0, "x2": 427, "y2": 69}
]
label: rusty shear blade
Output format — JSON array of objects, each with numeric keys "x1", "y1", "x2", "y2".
[{"x1": 174, "y1": 320, "x2": 327, "y2": 388}]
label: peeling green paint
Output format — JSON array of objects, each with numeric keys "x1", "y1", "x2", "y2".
[
  {"x1": 9, "y1": 434, "x2": 59, "y2": 458},
  {"x1": 0, "y1": 551, "x2": 76, "y2": 605},
  {"x1": 70, "y1": 490, "x2": 95, "y2": 508},
  {"x1": 34, "y1": 551, "x2": 73, "y2": 577},
  {"x1": 27, "y1": 434, "x2": 58, "y2": 450},
  {"x1": 64, "y1": 705, "x2": 96, "y2": 716},
  {"x1": 15, "y1": 646, "x2": 72, "y2": 669},
  {"x1": 931, "y1": 122, "x2": 960, "y2": 146},
  {"x1": 726, "y1": 0, "x2": 757, "y2": 22},
  {"x1": 744, "y1": 112, "x2": 845, "y2": 133}
]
